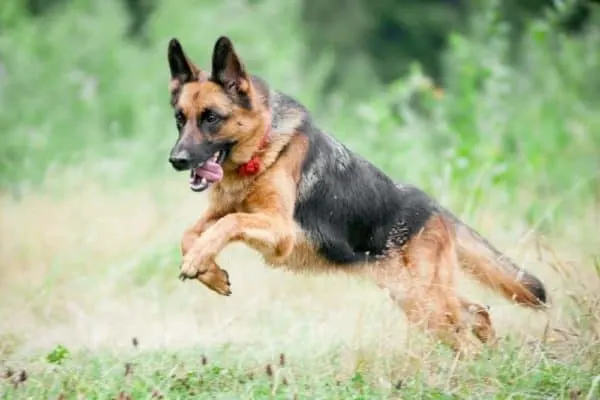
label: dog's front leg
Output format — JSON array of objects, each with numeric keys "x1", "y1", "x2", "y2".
[
  {"x1": 180, "y1": 212, "x2": 294, "y2": 280},
  {"x1": 180, "y1": 207, "x2": 232, "y2": 296},
  {"x1": 181, "y1": 209, "x2": 224, "y2": 256}
]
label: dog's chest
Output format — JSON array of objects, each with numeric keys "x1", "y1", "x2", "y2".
[{"x1": 211, "y1": 181, "x2": 252, "y2": 210}]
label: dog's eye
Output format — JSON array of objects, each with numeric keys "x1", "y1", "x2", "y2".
[
  {"x1": 175, "y1": 110, "x2": 186, "y2": 129},
  {"x1": 202, "y1": 110, "x2": 221, "y2": 125}
]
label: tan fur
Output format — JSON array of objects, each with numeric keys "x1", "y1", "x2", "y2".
[
  {"x1": 176, "y1": 80, "x2": 271, "y2": 166},
  {"x1": 180, "y1": 131, "x2": 306, "y2": 293},
  {"x1": 455, "y1": 225, "x2": 543, "y2": 308},
  {"x1": 180, "y1": 206, "x2": 231, "y2": 295},
  {"x1": 365, "y1": 215, "x2": 496, "y2": 357},
  {"x1": 169, "y1": 38, "x2": 507, "y2": 357}
]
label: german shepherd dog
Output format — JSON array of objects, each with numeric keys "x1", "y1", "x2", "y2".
[{"x1": 166, "y1": 36, "x2": 548, "y2": 356}]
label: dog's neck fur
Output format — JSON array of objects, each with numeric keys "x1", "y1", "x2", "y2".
[
  {"x1": 250, "y1": 75, "x2": 306, "y2": 135},
  {"x1": 230, "y1": 76, "x2": 306, "y2": 176}
]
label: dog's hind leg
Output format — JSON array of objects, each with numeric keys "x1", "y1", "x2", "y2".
[
  {"x1": 368, "y1": 214, "x2": 487, "y2": 357},
  {"x1": 458, "y1": 297, "x2": 497, "y2": 346}
]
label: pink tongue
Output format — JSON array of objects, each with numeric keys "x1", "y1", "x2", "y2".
[{"x1": 194, "y1": 161, "x2": 223, "y2": 182}]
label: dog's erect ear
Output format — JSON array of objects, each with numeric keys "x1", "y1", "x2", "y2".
[
  {"x1": 211, "y1": 36, "x2": 249, "y2": 95},
  {"x1": 168, "y1": 38, "x2": 204, "y2": 84}
]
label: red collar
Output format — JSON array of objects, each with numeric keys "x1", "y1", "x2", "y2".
[{"x1": 237, "y1": 114, "x2": 271, "y2": 177}]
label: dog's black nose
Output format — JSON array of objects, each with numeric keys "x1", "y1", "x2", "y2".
[{"x1": 169, "y1": 150, "x2": 191, "y2": 171}]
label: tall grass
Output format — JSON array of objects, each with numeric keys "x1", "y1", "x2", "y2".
[{"x1": 0, "y1": 0, "x2": 599, "y2": 398}]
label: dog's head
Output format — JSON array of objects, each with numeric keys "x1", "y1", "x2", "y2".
[{"x1": 167, "y1": 36, "x2": 268, "y2": 192}]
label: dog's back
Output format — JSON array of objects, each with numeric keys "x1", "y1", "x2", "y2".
[
  {"x1": 269, "y1": 87, "x2": 546, "y2": 308},
  {"x1": 267, "y1": 88, "x2": 436, "y2": 265}
]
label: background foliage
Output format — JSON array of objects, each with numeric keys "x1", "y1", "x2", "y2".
[{"x1": 1, "y1": 0, "x2": 599, "y2": 219}]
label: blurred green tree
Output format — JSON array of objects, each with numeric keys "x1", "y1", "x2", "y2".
[
  {"x1": 300, "y1": 0, "x2": 597, "y2": 92},
  {"x1": 1, "y1": 0, "x2": 156, "y2": 42}
]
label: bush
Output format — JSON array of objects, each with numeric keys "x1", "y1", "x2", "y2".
[{"x1": 0, "y1": 0, "x2": 598, "y2": 222}]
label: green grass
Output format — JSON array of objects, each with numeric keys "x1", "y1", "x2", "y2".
[
  {"x1": 1, "y1": 0, "x2": 600, "y2": 398},
  {"x1": 1, "y1": 340, "x2": 599, "y2": 399},
  {"x1": 0, "y1": 179, "x2": 598, "y2": 400}
]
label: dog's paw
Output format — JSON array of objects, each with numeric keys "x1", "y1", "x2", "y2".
[
  {"x1": 197, "y1": 266, "x2": 232, "y2": 296},
  {"x1": 179, "y1": 252, "x2": 202, "y2": 280}
]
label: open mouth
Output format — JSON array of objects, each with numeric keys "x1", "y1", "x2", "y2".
[{"x1": 189, "y1": 150, "x2": 228, "y2": 192}]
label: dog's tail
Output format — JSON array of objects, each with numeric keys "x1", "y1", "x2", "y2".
[{"x1": 442, "y1": 209, "x2": 548, "y2": 309}]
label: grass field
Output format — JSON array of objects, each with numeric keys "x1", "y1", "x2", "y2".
[
  {"x1": 1, "y1": 0, "x2": 600, "y2": 398},
  {"x1": 0, "y1": 175, "x2": 599, "y2": 399}
]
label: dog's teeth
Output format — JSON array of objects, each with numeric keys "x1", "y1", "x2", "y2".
[{"x1": 200, "y1": 177, "x2": 207, "y2": 186}]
